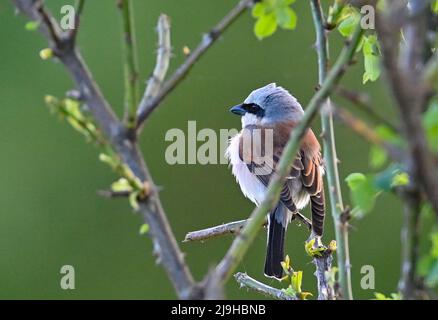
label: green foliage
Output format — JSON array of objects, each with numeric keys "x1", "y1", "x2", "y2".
[
  {"x1": 373, "y1": 292, "x2": 402, "y2": 300},
  {"x1": 45, "y1": 94, "x2": 148, "y2": 211},
  {"x1": 25, "y1": 21, "x2": 40, "y2": 31},
  {"x1": 346, "y1": 165, "x2": 409, "y2": 218},
  {"x1": 337, "y1": 6, "x2": 381, "y2": 84},
  {"x1": 362, "y1": 35, "x2": 381, "y2": 84},
  {"x1": 433, "y1": 0, "x2": 438, "y2": 13},
  {"x1": 252, "y1": 0, "x2": 297, "y2": 40},
  {"x1": 139, "y1": 224, "x2": 150, "y2": 235},
  {"x1": 369, "y1": 145, "x2": 387, "y2": 169},
  {"x1": 280, "y1": 255, "x2": 312, "y2": 300},
  {"x1": 419, "y1": 232, "x2": 438, "y2": 288},
  {"x1": 423, "y1": 101, "x2": 438, "y2": 153}
]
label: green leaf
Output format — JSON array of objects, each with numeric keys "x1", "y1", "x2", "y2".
[
  {"x1": 391, "y1": 172, "x2": 409, "y2": 187},
  {"x1": 290, "y1": 271, "x2": 303, "y2": 293},
  {"x1": 129, "y1": 191, "x2": 140, "y2": 211},
  {"x1": 254, "y1": 13, "x2": 277, "y2": 39},
  {"x1": 362, "y1": 36, "x2": 381, "y2": 84},
  {"x1": 337, "y1": 10, "x2": 360, "y2": 37},
  {"x1": 252, "y1": 2, "x2": 266, "y2": 18},
  {"x1": 139, "y1": 224, "x2": 149, "y2": 235},
  {"x1": 111, "y1": 178, "x2": 133, "y2": 193},
  {"x1": 345, "y1": 173, "x2": 366, "y2": 190},
  {"x1": 374, "y1": 164, "x2": 408, "y2": 191},
  {"x1": 25, "y1": 21, "x2": 40, "y2": 31},
  {"x1": 375, "y1": 125, "x2": 403, "y2": 146},
  {"x1": 276, "y1": 7, "x2": 297, "y2": 30},
  {"x1": 433, "y1": 0, "x2": 438, "y2": 13},
  {"x1": 426, "y1": 260, "x2": 438, "y2": 287},
  {"x1": 369, "y1": 145, "x2": 387, "y2": 169},
  {"x1": 345, "y1": 173, "x2": 378, "y2": 215},
  {"x1": 423, "y1": 102, "x2": 438, "y2": 152}
]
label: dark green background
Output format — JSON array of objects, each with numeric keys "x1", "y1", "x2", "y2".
[{"x1": 0, "y1": 0, "x2": 422, "y2": 299}]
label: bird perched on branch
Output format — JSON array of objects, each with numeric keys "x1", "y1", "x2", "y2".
[{"x1": 226, "y1": 83, "x2": 325, "y2": 279}]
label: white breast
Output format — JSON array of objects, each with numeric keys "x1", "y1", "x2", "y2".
[{"x1": 225, "y1": 132, "x2": 266, "y2": 205}]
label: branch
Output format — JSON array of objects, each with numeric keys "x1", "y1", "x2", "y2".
[
  {"x1": 184, "y1": 213, "x2": 312, "y2": 243},
  {"x1": 310, "y1": 0, "x2": 352, "y2": 299},
  {"x1": 398, "y1": 188, "x2": 422, "y2": 299},
  {"x1": 118, "y1": 0, "x2": 140, "y2": 128},
  {"x1": 184, "y1": 220, "x2": 249, "y2": 243},
  {"x1": 13, "y1": 0, "x2": 196, "y2": 299},
  {"x1": 333, "y1": 106, "x2": 405, "y2": 162},
  {"x1": 213, "y1": 24, "x2": 364, "y2": 285},
  {"x1": 140, "y1": 14, "x2": 171, "y2": 119},
  {"x1": 313, "y1": 250, "x2": 335, "y2": 300},
  {"x1": 376, "y1": 2, "x2": 438, "y2": 218},
  {"x1": 136, "y1": 0, "x2": 254, "y2": 129},
  {"x1": 336, "y1": 86, "x2": 399, "y2": 133},
  {"x1": 234, "y1": 273, "x2": 297, "y2": 300}
]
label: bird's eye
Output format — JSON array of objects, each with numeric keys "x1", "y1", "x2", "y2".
[{"x1": 244, "y1": 103, "x2": 262, "y2": 115}]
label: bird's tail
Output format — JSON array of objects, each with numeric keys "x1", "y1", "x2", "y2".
[{"x1": 264, "y1": 204, "x2": 287, "y2": 279}]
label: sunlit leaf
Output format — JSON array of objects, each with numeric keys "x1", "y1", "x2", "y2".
[
  {"x1": 369, "y1": 145, "x2": 387, "y2": 169},
  {"x1": 254, "y1": 13, "x2": 277, "y2": 39},
  {"x1": 139, "y1": 224, "x2": 149, "y2": 235},
  {"x1": 276, "y1": 7, "x2": 297, "y2": 30},
  {"x1": 25, "y1": 21, "x2": 40, "y2": 31}
]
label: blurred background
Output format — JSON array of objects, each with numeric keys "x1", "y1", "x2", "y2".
[{"x1": 0, "y1": 0, "x2": 434, "y2": 299}]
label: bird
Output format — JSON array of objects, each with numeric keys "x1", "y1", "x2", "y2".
[{"x1": 225, "y1": 83, "x2": 325, "y2": 279}]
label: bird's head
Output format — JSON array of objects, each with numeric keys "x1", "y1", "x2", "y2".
[{"x1": 229, "y1": 83, "x2": 304, "y2": 126}]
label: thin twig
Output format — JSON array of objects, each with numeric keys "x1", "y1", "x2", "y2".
[
  {"x1": 213, "y1": 25, "x2": 364, "y2": 285},
  {"x1": 118, "y1": 0, "x2": 140, "y2": 128},
  {"x1": 333, "y1": 106, "x2": 405, "y2": 162},
  {"x1": 184, "y1": 220, "x2": 249, "y2": 243},
  {"x1": 139, "y1": 14, "x2": 171, "y2": 123},
  {"x1": 310, "y1": 0, "x2": 352, "y2": 300},
  {"x1": 183, "y1": 213, "x2": 312, "y2": 243},
  {"x1": 336, "y1": 86, "x2": 399, "y2": 133},
  {"x1": 234, "y1": 273, "x2": 297, "y2": 300},
  {"x1": 136, "y1": 0, "x2": 254, "y2": 129},
  {"x1": 97, "y1": 190, "x2": 131, "y2": 198}
]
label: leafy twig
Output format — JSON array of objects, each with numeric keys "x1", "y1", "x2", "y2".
[
  {"x1": 13, "y1": 0, "x2": 195, "y2": 299},
  {"x1": 234, "y1": 272, "x2": 297, "y2": 300}
]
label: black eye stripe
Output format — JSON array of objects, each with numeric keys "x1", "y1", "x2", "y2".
[{"x1": 242, "y1": 103, "x2": 264, "y2": 116}]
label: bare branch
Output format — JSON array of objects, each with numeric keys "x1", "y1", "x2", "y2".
[
  {"x1": 184, "y1": 213, "x2": 312, "y2": 243},
  {"x1": 234, "y1": 273, "x2": 298, "y2": 300},
  {"x1": 313, "y1": 250, "x2": 335, "y2": 300},
  {"x1": 136, "y1": 0, "x2": 254, "y2": 129},
  {"x1": 140, "y1": 14, "x2": 171, "y2": 115},
  {"x1": 184, "y1": 220, "x2": 249, "y2": 243}
]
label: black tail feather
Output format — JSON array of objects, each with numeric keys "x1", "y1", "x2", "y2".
[{"x1": 264, "y1": 204, "x2": 287, "y2": 279}]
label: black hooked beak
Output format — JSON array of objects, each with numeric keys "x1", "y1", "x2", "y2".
[{"x1": 229, "y1": 104, "x2": 246, "y2": 116}]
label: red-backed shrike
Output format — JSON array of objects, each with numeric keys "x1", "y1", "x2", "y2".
[{"x1": 226, "y1": 83, "x2": 325, "y2": 279}]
